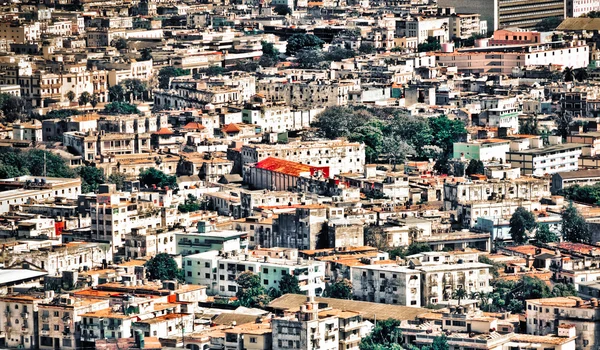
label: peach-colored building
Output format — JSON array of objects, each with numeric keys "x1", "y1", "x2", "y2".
[{"x1": 489, "y1": 29, "x2": 541, "y2": 46}]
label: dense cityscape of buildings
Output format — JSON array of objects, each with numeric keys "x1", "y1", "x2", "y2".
[{"x1": 3, "y1": 0, "x2": 600, "y2": 349}]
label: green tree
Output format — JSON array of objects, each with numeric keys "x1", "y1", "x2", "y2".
[
  {"x1": 78, "y1": 91, "x2": 91, "y2": 106},
  {"x1": 465, "y1": 159, "x2": 485, "y2": 176},
  {"x1": 260, "y1": 41, "x2": 280, "y2": 67},
  {"x1": 76, "y1": 166, "x2": 105, "y2": 193},
  {"x1": 108, "y1": 85, "x2": 126, "y2": 102},
  {"x1": 178, "y1": 194, "x2": 202, "y2": 213},
  {"x1": 103, "y1": 102, "x2": 141, "y2": 115},
  {"x1": 113, "y1": 37, "x2": 128, "y2": 50},
  {"x1": 555, "y1": 111, "x2": 574, "y2": 139},
  {"x1": 563, "y1": 66, "x2": 575, "y2": 82},
  {"x1": 418, "y1": 37, "x2": 441, "y2": 52},
  {"x1": 199, "y1": 65, "x2": 225, "y2": 76},
  {"x1": 145, "y1": 253, "x2": 183, "y2": 281},
  {"x1": 140, "y1": 48, "x2": 153, "y2": 61},
  {"x1": 107, "y1": 172, "x2": 127, "y2": 190},
  {"x1": 551, "y1": 283, "x2": 578, "y2": 297},
  {"x1": 452, "y1": 286, "x2": 467, "y2": 305},
  {"x1": 139, "y1": 168, "x2": 178, "y2": 190},
  {"x1": 0, "y1": 149, "x2": 75, "y2": 178},
  {"x1": 286, "y1": 33, "x2": 324, "y2": 55},
  {"x1": 575, "y1": 68, "x2": 588, "y2": 82},
  {"x1": 479, "y1": 255, "x2": 503, "y2": 278},
  {"x1": 121, "y1": 78, "x2": 148, "y2": 101},
  {"x1": 430, "y1": 335, "x2": 449, "y2": 350},
  {"x1": 90, "y1": 93, "x2": 99, "y2": 108},
  {"x1": 279, "y1": 273, "x2": 302, "y2": 295},
  {"x1": 66, "y1": 90, "x2": 76, "y2": 103},
  {"x1": 562, "y1": 201, "x2": 590, "y2": 243},
  {"x1": 536, "y1": 17, "x2": 562, "y2": 31},
  {"x1": 0, "y1": 94, "x2": 25, "y2": 122},
  {"x1": 295, "y1": 49, "x2": 326, "y2": 68},
  {"x1": 323, "y1": 279, "x2": 353, "y2": 299},
  {"x1": 324, "y1": 46, "x2": 356, "y2": 61},
  {"x1": 158, "y1": 66, "x2": 190, "y2": 89},
  {"x1": 359, "y1": 319, "x2": 402, "y2": 350},
  {"x1": 359, "y1": 43, "x2": 375, "y2": 54},
  {"x1": 535, "y1": 224, "x2": 559, "y2": 243},
  {"x1": 273, "y1": 4, "x2": 292, "y2": 15},
  {"x1": 236, "y1": 271, "x2": 271, "y2": 308},
  {"x1": 509, "y1": 207, "x2": 537, "y2": 244},
  {"x1": 520, "y1": 115, "x2": 540, "y2": 135},
  {"x1": 428, "y1": 115, "x2": 466, "y2": 156},
  {"x1": 382, "y1": 133, "x2": 415, "y2": 170}
]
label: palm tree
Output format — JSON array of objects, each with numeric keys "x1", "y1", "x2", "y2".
[
  {"x1": 452, "y1": 286, "x2": 467, "y2": 305},
  {"x1": 478, "y1": 292, "x2": 490, "y2": 309},
  {"x1": 90, "y1": 93, "x2": 99, "y2": 108},
  {"x1": 140, "y1": 48, "x2": 153, "y2": 61},
  {"x1": 575, "y1": 68, "x2": 588, "y2": 83},
  {"x1": 66, "y1": 90, "x2": 75, "y2": 103},
  {"x1": 78, "y1": 91, "x2": 91, "y2": 106},
  {"x1": 108, "y1": 85, "x2": 125, "y2": 102},
  {"x1": 469, "y1": 291, "x2": 479, "y2": 300},
  {"x1": 563, "y1": 66, "x2": 574, "y2": 82}
]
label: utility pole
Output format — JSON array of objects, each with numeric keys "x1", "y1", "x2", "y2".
[{"x1": 43, "y1": 152, "x2": 47, "y2": 177}]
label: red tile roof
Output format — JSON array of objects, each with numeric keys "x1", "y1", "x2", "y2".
[
  {"x1": 183, "y1": 122, "x2": 206, "y2": 130},
  {"x1": 154, "y1": 127, "x2": 174, "y2": 135},
  {"x1": 222, "y1": 123, "x2": 241, "y2": 133},
  {"x1": 255, "y1": 157, "x2": 329, "y2": 178}
]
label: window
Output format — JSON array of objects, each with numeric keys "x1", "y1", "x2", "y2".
[
  {"x1": 264, "y1": 279, "x2": 269, "y2": 285},
  {"x1": 250, "y1": 337, "x2": 257, "y2": 343},
  {"x1": 205, "y1": 262, "x2": 210, "y2": 268},
  {"x1": 54, "y1": 325, "x2": 60, "y2": 331},
  {"x1": 228, "y1": 285, "x2": 237, "y2": 292}
]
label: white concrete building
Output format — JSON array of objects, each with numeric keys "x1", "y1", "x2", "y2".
[
  {"x1": 183, "y1": 248, "x2": 326, "y2": 297},
  {"x1": 526, "y1": 297, "x2": 600, "y2": 350},
  {"x1": 241, "y1": 140, "x2": 366, "y2": 177}
]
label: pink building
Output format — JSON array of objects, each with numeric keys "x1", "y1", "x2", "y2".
[{"x1": 489, "y1": 29, "x2": 541, "y2": 46}]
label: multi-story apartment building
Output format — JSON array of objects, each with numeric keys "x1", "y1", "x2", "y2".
[
  {"x1": 351, "y1": 264, "x2": 422, "y2": 306},
  {"x1": 0, "y1": 21, "x2": 41, "y2": 43},
  {"x1": 351, "y1": 252, "x2": 492, "y2": 307},
  {"x1": 567, "y1": 0, "x2": 600, "y2": 17},
  {"x1": 453, "y1": 139, "x2": 511, "y2": 162},
  {"x1": 183, "y1": 248, "x2": 326, "y2": 297},
  {"x1": 526, "y1": 297, "x2": 600, "y2": 350},
  {"x1": 271, "y1": 297, "x2": 339, "y2": 350},
  {"x1": 0, "y1": 293, "x2": 52, "y2": 349},
  {"x1": 506, "y1": 143, "x2": 583, "y2": 176},
  {"x1": 63, "y1": 131, "x2": 151, "y2": 161},
  {"x1": 38, "y1": 295, "x2": 110, "y2": 350},
  {"x1": 0, "y1": 176, "x2": 81, "y2": 214},
  {"x1": 256, "y1": 79, "x2": 358, "y2": 108},
  {"x1": 457, "y1": 199, "x2": 541, "y2": 228},
  {"x1": 242, "y1": 103, "x2": 295, "y2": 133},
  {"x1": 240, "y1": 140, "x2": 365, "y2": 177},
  {"x1": 438, "y1": 0, "x2": 564, "y2": 30},
  {"x1": 443, "y1": 177, "x2": 551, "y2": 210},
  {"x1": 403, "y1": 16, "x2": 450, "y2": 44},
  {"x1": 449, "y1": 13, "x2": 486, "y2": 40},
  {"x1": 176, "y1": 229, "x2": 248, "y2": 256},
  {"x1": 436, "y1": 41, "x2": 589, "y2": 74},
  {"x1": 12, "y1": 121, "x2": 42, "y2": 142}
]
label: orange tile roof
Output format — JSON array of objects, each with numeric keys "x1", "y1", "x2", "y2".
[
  {"x1": 154, "y1": 127, "x2": 174, "y2": 135},
  {"x1": 256, "y1": 157, "x2": 314, "y2": 176},
  {"x1": 222, "y1": 123, "x2": 241, "y2": 133},
  {"x1": 183, "y1": 122, "x2": 206, "y2": 130}
]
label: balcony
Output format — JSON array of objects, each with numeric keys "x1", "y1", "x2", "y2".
[
  {"x1": 40, "y1": 329, "x2": 50, "y2": 336},
  {"x1": 21, "y1": 312, "x2": 29, "y2": 319}
]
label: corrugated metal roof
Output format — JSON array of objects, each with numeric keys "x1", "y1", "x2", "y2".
[
  {"x1": 268, "y1": 294, "x2": 427, "y2": 321},
  {"x1": 556, "y1": 18, "x2": 600, "y2": 31}
]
